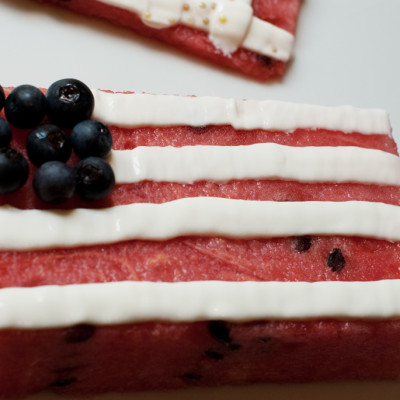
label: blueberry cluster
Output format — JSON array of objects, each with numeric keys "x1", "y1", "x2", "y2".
[{"x1": 0, "y1": 79, "x2": 115, "y2": 203}]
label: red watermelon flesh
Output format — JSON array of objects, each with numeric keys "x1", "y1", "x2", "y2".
[
  {"x1": 1, "y1": 90, "x2": 400, "y2": 396},
  {"x1": 32, "y1": 0, "x2": 301, "y2": 81}
]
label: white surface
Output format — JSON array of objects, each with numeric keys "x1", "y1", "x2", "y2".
[
  {"x1": 1, "y1": 0, "x2": 400, "y2": 398},
  {"x1": 1, "y1": 0, "x2": 400, "y2": 141}
]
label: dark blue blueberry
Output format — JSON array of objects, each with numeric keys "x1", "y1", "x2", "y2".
[
  {"x1": 46, "y1": 79, "x2": 94, "y2": 129},
  {"x1": 0, "y1": 85, "x2": 5, "y2": 111},
  {"x1": 27, "y1": 124, "x2": 72, "y2": 167},
  {"x1": 71, "y1": 120, "x2": 112, "y2": 159},
  {"x1": 0, "y1": 148, "x2": 29, "y2": 194},
  {"x1": 33, "y1": 161, "x2": 75, "y2": 204},
  {"x1": 74, "y1": 157, "x2": 115, "y2": 201},
  {"x1": 0, "y1": 117, "x2": 12, "y2": 149},
  {"x1": 4, "y1": 85, "x2": 46, "y2": 129}
]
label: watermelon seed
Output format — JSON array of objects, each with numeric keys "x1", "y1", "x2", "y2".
[
  {"x1": 49, "y1": 377, "x2": 77, "y2": 387},
  {"x1": 293, "y1": 236, "x2": 312, "y2": 253},
  {"x1": 190, "y1": 125, "x2": 208, "y2": 134},
  {"x1": 52, "y1": 366, "x2": 81, "y2": 374},
  {"x1": 182, "y1": 373, "x2": 203, "y2": 381},
  {"x1": 204, "y1": 349, "x2": 224, "y2": 360},
  {"x1": 64, "y1": 324, "x2": 95, "y2": 343},
  {"x1": 256, "y1": 54, "x2": 273, "y2": 66},
  {"x1": 327, "y1": 248, "x2": 346, "y2": 272},
  {"x1": 229, "y1": 343, "x2": 241, "y2": 351},
  {"x1": 258, "y1": 336, "x2": 272, "y2": 344},
  {"x1": 208, "y1": 320, "x2": 231, "y2": 345}
]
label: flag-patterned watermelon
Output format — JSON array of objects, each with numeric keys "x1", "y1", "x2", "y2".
[
  {"x1": 31, "y1": 0, "x2": 301, "y2": 80},
  {"x1": 1, "y1": 87, "x2": 400, "y2": 397}
]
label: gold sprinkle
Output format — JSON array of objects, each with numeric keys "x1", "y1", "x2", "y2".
[
  {"x1": 203, "y1": 17, "x2": 210, "y2": 25},
  {"x1": 168, "y1": 18, "x2": 177, "y2": 25},
  {"x1": 272, "y1": 46, "x2": 278, "y2": 53},
  {"x1": 200, "y1": 2, "x2": 207, "y2": 8},
  {"x1": 143, "y1": 11, "x2": 151, "y2": 19},
  {"x1": 211, "y1": 3, "x2": 217, "y2": 10},
  {"x1": 218, "y1": 15, "x2": 227, "y2": 24},
  {"x1": 182, "y1": 3, "x2": 190, "y2": 11}
]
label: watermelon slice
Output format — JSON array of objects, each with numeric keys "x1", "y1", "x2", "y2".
[
  {"x1": 1, "y1": 88, "x2": 400, "y2": 397},
  {"x1": 31, "y1": 0, "x2": 301, "y2": 80}
]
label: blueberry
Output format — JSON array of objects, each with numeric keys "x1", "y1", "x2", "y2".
[
  {"x1": 27, "y1": 124, "x2": 72, "y2": 167},
  {"x1": 0, "y1": 118, "x2": 12, "y2": 149},
  {"x1": 46, "y1": 79, "x2": 94, "y2": 129},
  {"x1": 4, "y1": 85, "x2": 46, "y2": 129},
  {"x1": 0, "y1": 85, "x2": 5, "y2": 111},
  {"x1": 33, "y1": 161, "x2": 75, "y2": 204},
  {"x1": 74, "y1": 157, "x2": 115, "y2": 201},
  {"x1": 0, "y1": 148, "x2": 29, "y2": 194},
  {"x1": 71, "y1": 120, "x2": 112, "y2": 159}
]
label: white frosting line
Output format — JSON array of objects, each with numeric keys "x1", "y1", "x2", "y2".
[
  {"x1": 92, "y1": 91, "x2": 392, "y2": 135},
  {"x1": 2, "y1": 199, "x2": 400, "y2": 250},
  {"x1": 2, "y1": 280, "x2": 400, "y2": 328},
  {"x1": 96, "y1": 0, "x2": 294, "y2": 60},
  {"x1": 242, "y1": 16, "x2": 292, "y2": 60},
  {"x1": 110, "y1": 143, "x2": 400, "y2": 185}
]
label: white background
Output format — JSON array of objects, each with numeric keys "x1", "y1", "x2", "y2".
[{"x1": 1, "y1": 0, "x2": 400, "y2": 399}]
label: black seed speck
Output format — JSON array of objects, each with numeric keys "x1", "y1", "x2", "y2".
[
  {"x1": 208, "y1": 320, "x2": 231, "y2": 345},
  {"x1": 52, "y1": 366, "x2": 80, "y2": 374},
  {"x1": 257, "y1": 54, "x2": 273, "y2": 66},
  {"x1": 327, "y1": 248, "x2": 346, "y2": 272},
  {"x1": 64, "y1": 324, "x2": 95, "y2": 343},
  {"x1": 204, "y1": 350, "x2": 224, "y2": 360},
  {"x1": 190, "y1": 125, "x2": 208, "y2": 134},
  {"x1": 50, "y1": 377, "x2": 77, "y2": 387},
  {"x1": 229, "y1": 343, "x2": 241, "y2": 351},
  {"x1": 293, "y1": 236, "x2": 312, "y2": 253},
  {"x1": 258, "y1": 336, "x2": 272, "y2": 344},
  {"x1": 182, "y1": 373, "x2": 203, "y2": 381}
]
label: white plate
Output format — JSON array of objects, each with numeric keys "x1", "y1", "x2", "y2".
[{"x1": 1, "y1": 0, "x2": 400, "y2": 398}]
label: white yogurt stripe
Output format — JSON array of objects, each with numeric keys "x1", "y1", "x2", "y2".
[
  {"x1": 96, "y1": 0, "x2": 294, "y2": 60},
  {"x1": 2, "y1": 199, "x2": 400, "y2": 250},
  {"x1": 92, "y1": 91, "x2": 392, "y2": 135},
  {"x1": 1, "y1": 279, "x2": 400, "y2": 328},
  {"x1": 242, "y1": 16, "x2": 292, "y2": 60},
  {"x1": 109, "y1": 143, "x2": 400, "y2": 185}
]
